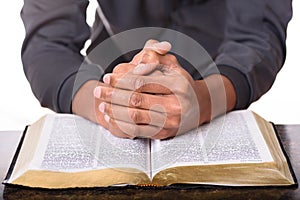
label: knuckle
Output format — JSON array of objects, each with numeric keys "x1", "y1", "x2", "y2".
[
  {"x1": 175, "y1": 80, "x2": 191, "y2": 94},
  {"x1": 141, "y1": 51, "x2": 159, "y2": 63},
  {"x1": 101, "y1": 87, "x2": 113, "y2": 100},
  {"x1": 173, "y1": 117, "x2": 181, "y2": 128},
  {"x1": 167, "y1": 116, "x2": 181, "y2": 129},
  {"x1": 112, "y1": 63, "x2": 123, "y2": 73},
  {"x1": 130, "y1": 92, "x2": 143, "y2": 107},
  {"x1": 170, "y1": 102, "x2": 182, "y2": 115},
  {"x1": 128, "y1": 109, "x2": 140, "y2": 123},
  {"x1": 101, "y1": 88, "x2": 107, "y2": 99},
  {"x1": 166, "y1": 54, "x2": 177, "y2": 63},
  {"x1": 133, "y1": 77, "x2": 146, "y2": 90},
  {"x1": 131, "y1": 54, "x2": 143, "y2": 65},
  {"x1": 113, "y1": 63, "x2": 134, "y2": 73}
]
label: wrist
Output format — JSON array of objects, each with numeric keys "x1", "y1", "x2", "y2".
[
  {"x1": 194, "y1": 74, "x2": 237, "y2": 125},
  {"x1": 72, "y1": 80, "x2": 109, "y2": 129}
]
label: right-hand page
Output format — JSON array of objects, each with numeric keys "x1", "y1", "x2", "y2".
[{"x1": 150, "y1": 110, "x2": 273, "y2": 178}]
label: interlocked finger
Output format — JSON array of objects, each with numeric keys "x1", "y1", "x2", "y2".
[
  {"x1": 95, "y1": 86, "x2": 178, "y2": 112},
  {"x1": 99, "y1": 102, "x2": 168, "y2": 128},
  {"x1": 103, "y1": 73, "x2": 173, "y2": 94},
  {"x1": 105, "y1": 116, "x2": 163, "y2": 138}
]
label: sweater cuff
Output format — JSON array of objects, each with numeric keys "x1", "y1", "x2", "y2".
[
  {"x1": 58, "y1": 63, "x2": 103, "y2": 113},
  {"x1": 217, "y1": 65, "x2": 251, "y2": 109}
]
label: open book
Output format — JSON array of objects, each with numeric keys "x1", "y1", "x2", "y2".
[{"x1": 3, "y1": 110, "x2": 297, "y2": 188}]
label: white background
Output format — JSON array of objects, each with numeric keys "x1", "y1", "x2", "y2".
[{"x1": 0, "y1": 1, "x2": 299, "y2": 130}]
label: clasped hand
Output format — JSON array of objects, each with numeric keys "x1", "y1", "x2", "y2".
[{"x1": 94, "y1": 40, "x2": 204, "y2": 139}]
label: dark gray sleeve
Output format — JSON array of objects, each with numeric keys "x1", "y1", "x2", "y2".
[
  {"x1": 215, "y1": 0, "x2": 292, "y2": 109},
  {"x1": 21, "y1": 0, "x2": 102, "y2": 113}
]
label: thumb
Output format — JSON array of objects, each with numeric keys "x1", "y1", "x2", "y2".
[
  {"x1": 144, "y1": 40, "x2": 172, "y2": 55},
  {"x1": 130, "y1": 40, "x2": 172, "y2": 66}
]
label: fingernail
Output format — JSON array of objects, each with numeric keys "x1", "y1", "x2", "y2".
[
  {"x1": 99, "y1": 102, "x2": 105, "y2": 113},
  {"x1": 104, "y1": 115, "x2": 110, "y2": 123},
  {"x1": 93, "y1": 87, "x2": 101, "y2": 98},
  {"x1": 103, "y1": 74, "x2": 111, "y2": 84}
]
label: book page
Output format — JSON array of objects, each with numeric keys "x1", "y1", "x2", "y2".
[
  {"x1": 151, "y1": 110, "x2": 273, "y2": 177},
  {"x1": 29, "y1": 114, "x2": 150, "y2": 176},
  {"x1": 7, "y1": 116, "x2": 46, "y2": 183}
]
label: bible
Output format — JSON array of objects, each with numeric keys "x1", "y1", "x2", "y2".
[{"x1": 3, "y1": 110, "x2": 297, "y2": 188}]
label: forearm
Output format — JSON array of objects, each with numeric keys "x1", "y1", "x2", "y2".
[
  {"x1": 215, "y1": 0, "x2": 292, "y2": 109},
  {"x1": 21, "y1": 0, "x2": 91, "y2": 112},
  {"x1": 22, "y1": 47, "x2": 84, "y2": 112}
]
